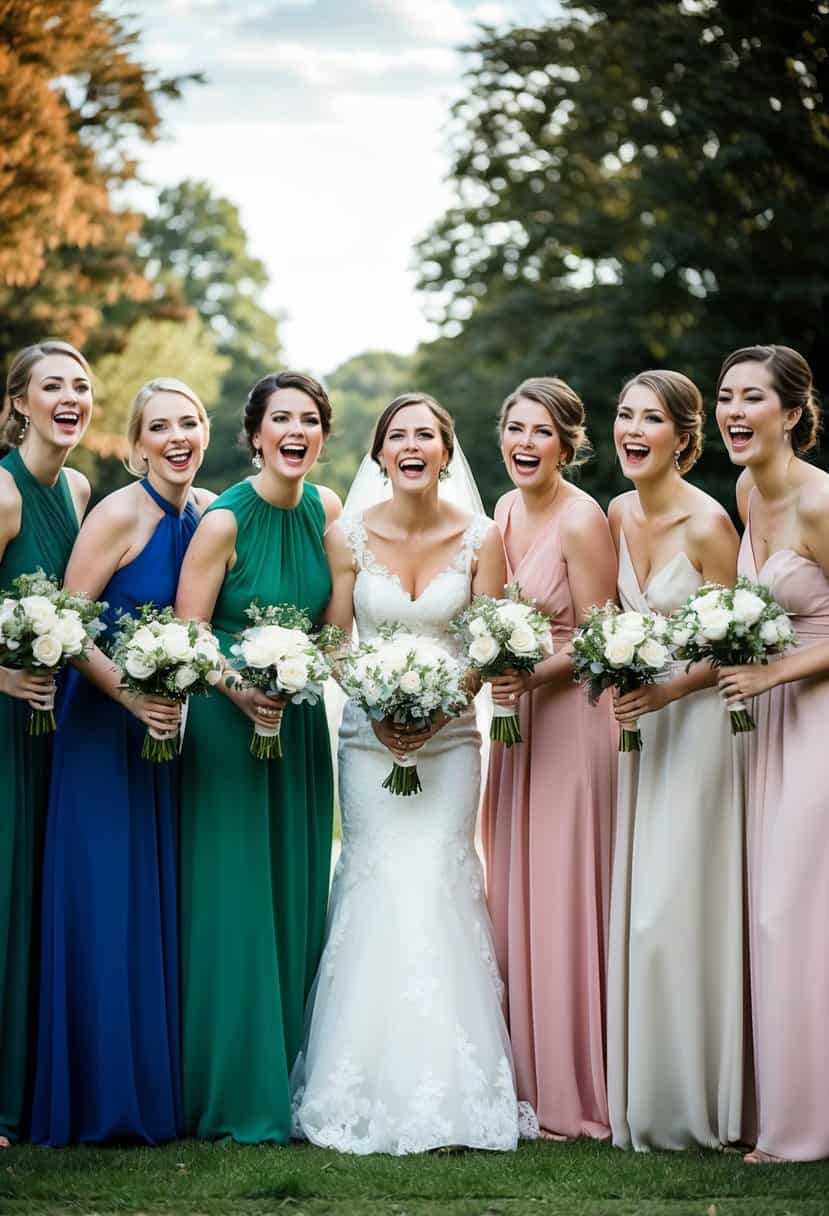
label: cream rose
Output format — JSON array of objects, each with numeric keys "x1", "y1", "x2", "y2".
[
  {"x1": 469, "y1": 616, "x2": 489, "y2": 638},
  {"x1": 52, "y1": 610, "x2": 86, "y2": 653},
  {"x1": 32, "y1": 633, "x2": 63, "y2": 666},
  {"x1": 692, "y1": 588, "x2": 724, "y2": 613},
  {"x1": 126, "y1": 651, "x2": 156, "y2": 680},
  {"x1": 22, "y1": 595, "x2": 58, "y2": 635},
  {"x1": 160, "y1": 623, "x2": 192, "y2": 661},
  {"x1": 469, "y1": 633, "x2": 500, "y2": 665},
  {"x1": 508, "y1": 623, "x2": 537, "y2": 654},
  {"x1": 638, "y1": 638, "x2": 669, "y2": 668},
  {"x1": 604, "y1": 634, "x2": 636, "y2": 667},
  {"x1": 278, "y1": 655, "x2": 310, "y2": 692},
  {"x1": 732, "y1": 588, "x2": 766, "y2": 626},
  {"x1": 539, "y1": 630, "x2": 554, "y2": 656},
  {"x1": 696, "y1": 606, "x2": 732, "y2": 641},
  {"x1": 399, "y1": 669, "x2": 422, "y2": 694},
  {"x1": 614, "y1": 612, "x2": 646, "y2": 644},
  {"x1": 174, "y1": 665, "x2": 198, "y2": 690},
  {"x1": 651, "y1": 614, "x2": 669, "y2": 639}
]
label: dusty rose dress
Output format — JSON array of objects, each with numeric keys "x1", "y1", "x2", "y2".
[
  {"x1": 739, "y1": 495, "x2": 829, "y2": 1161},
  {"x1": 482, "y1": 488, "x2": 617, "y2": 1138}
]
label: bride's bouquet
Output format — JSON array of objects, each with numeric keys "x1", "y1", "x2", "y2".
[
  {"x1": 341, "y1": 626, "x2": 469, "y2": 796},
  {"x1": 450, "y1": 586, "x2": 554, "y2": 746},
  {"x1": 669, "y1": 577, "x2": 795, "y2": 733},
  {"x1": 0, "y1": 569, "x2": 106, "y2": 734},
  {"x1": 230, "y1": 603, "x2": 342, "y2": 760},
  {"x1": 572, "y1": 604, "x2": 671, "y2": 751},
  {"x1": 111, "y1": 605, "x2": 224, "y2": 761}
]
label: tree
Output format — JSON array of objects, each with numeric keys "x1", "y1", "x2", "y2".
[
  {"x1": 136, "y1": 181, "x2": 284, "y2": 493},
  {"x1": 0, "y1": 0, "x2": 199, "y2": 365},
  {"x1": 416, "y1": 1, "x2": 829, "y2": 510}
]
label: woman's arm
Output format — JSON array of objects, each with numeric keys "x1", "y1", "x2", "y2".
[
  {"x1": 0, "y1": 471, "x2": 57, "y2": 708},
  {"x1": 323, "y1": 523, "x2": 356, "y2": 635},
  {"x1": 471, "y1": 524, "x2": 507, "y2": 598}
]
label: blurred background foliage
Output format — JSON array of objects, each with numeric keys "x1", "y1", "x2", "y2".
[{"x1": 1, "y1": 0, "x2": 827, "y2": 512}]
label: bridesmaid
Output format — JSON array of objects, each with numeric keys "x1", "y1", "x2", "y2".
[
  {"x1": 717, "y1": 344, "x2": 829, "y2": 1163},
  {"x1": 176, "y1": 370, "x2": 341, "y2": 1143},
  {"x1": 606, "y1": 370, "x2": 746, "y2": 1150},
  {"x1": 0, "y1": 341, "x2": 92, "y2": 1147},
  {"x1": 482, "y1": 376, "x2": 618, "y2": 1139},
  {"x1": 31, "y1": 378, "x2": 212, "y2": 1146}
]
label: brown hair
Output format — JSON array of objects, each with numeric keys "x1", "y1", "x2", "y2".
[
  {"x1": 3, "y1": 340, "x2": 91, "y2": 447},
  {"x1": 717, "y1": 345, "x2": 821, "y2": 456},
  {"x1": 125, "y1": 378, "x2": 210, "y2": 477},
  {"x1": 370, "y1": 393, "x2": 455, "y2": 467},
  {"x1": 498, "y1": 376, "x2": 591, "y2": 467},
  {"x1": 240, "y1": 370, "x2": 332, "y2": 456},
  {"x1": 619, "y1": 369, "x2": 704, "y2": 473}
]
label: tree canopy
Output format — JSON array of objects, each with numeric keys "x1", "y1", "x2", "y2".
[{"x1": 416, "y1": 0, "x2": 829, "y2": 510}]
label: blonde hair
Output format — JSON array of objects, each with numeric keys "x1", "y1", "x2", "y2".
[
  {"x1": 619, "y1": 369, "x2": 704, "y2": 473},
  {"x1": 3, "y1": 340, "x2": 92, "y2": 447},
  {"x1": 125, "y1": 378, "x2": 210, "y2": 476},
  {"x1": 499, "y1": 376, "x2": 592, "y2": 467}
]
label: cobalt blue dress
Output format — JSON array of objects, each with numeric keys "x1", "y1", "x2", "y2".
[{"x1": 31, "y1": 479, "x2": 198, "y2": 1146}]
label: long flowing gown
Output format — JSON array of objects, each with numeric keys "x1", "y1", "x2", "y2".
[
  {"x1": 31, "y1": 479, "x2": 197, "y2": 1145},
  {"x1": 738, "y1": 494, "x2": 829, "y2": 1161},
  {"x1": 293, "y1": 512, "x2": 526, "y2": 1155},
  {"x1": 482, "y1": 489, "x2": 616, "y2": 1139},
  {"x1": 0, "y1": 447, "x2": 79, "y2": 1142},
  {"x1": 607, "y1": 531, "x2": 747, "y2": 1150},
  {"x1": 180, "y1": 479, "x2": 334, "y2": 1144}
]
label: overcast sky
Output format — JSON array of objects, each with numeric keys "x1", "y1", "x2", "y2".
[{"x1": 120, "y1": 0, "x2": 551, "y2": 378}]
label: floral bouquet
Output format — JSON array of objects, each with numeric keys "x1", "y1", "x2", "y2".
[
  {"x1": 572, "y1": 604, "x2": 671, "y2": 751},
  {"x1": 111, "y1": 605, "x2": 224, "y2": 761},
  {"x1": 450, "y1": 586, "x2": 554, "y2": 745},
  {"x1": 0, "y1": 569, "x2": 106, "y2": 734},
  {"x1": 669, "y1": 577, "x2": 795, "y2": 733},
  {"x1": 229, "y1": 603, "x2": 342, "y2": 760},
  {"x1": 340, "y1": 626, "x2": 469, "y2": 796}
]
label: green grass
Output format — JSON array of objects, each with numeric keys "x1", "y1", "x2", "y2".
[{"x1": 3, "y1": 1138, "x2": 829, "y2": 1215}]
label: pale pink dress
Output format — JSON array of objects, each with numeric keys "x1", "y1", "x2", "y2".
[
  {"x1": 739, "y1": 494, "x2": 829, "y2": 1161},
  {"x1": 482, "y1": 488, "x2": 617, "y2": 1138}
]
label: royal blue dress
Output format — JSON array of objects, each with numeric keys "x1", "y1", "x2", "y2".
[{"x1": 31, "y1": 480, "x2": 198, "y2": 1146}]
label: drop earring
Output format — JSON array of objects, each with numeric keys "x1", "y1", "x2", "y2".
[
  {"x1": 380, "y1": 464, "x2": 389, "y2": 484},
  {"x1": 674, "y1": 450, "x2": 681, "y2": 469},
  {"x1": 438, "y1": 464, "x2": 450, "y2": 482},
  {"x1": 252, "y1": 448, "x2": 263, "y2": 469}
]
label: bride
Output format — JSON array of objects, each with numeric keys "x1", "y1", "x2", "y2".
[{"x1": 292, "y1": 393, "x2": 532, "y2": 1154}]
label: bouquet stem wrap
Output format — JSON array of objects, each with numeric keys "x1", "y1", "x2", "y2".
[
  {"x1": 620, "y1": 718, "x2": 641, "y2": 752},
  {"x1": 251, "y1": 719, "x2": 283, "y2": 760},
  {"x1": 142, "y1": 724, "x2": 180, "y2": 763},
  {"x1": 382, "y1": 749, "x2": 422, "y2": 797},
  {"x1": 490, "y1": 701, "x2": 523, "y2": 746},
  {"x1": 727, "y1": 699, "x2": 755, "y2": 734}
]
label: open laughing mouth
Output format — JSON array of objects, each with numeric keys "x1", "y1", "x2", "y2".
[
  {"x1": 53, "y1": 409, "x2": 81, "y2": 433},
  {"x1": 512, "y1": 453, "x2": 540, "y2": 474},
  {"x1": 165, "y1": 448, "x2": 193, "y2": 471},
  {"x1": 398, "y1": 458, "x2": 426, "y2": 478},
  {"x1": 280, "y1": 443, "x2": 308, "y2": 466},
  {"x1": 727, "y1": 425, "x2": 753, "y2": 451},
  {"x1": 622, "y1": 442, "x2": 650, "y2": 465}
]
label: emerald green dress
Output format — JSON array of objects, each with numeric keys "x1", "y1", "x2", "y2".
[
  {"x1": 0, "y1": 448, "x2": 79, "y2": 1141},
  {"x1": 180, "y1": 479, "x2": 334, "y2": 1143}
]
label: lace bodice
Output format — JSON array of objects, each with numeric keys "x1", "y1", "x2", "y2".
[{"x1": 343, "y1": 512, "x2": 491, "y2": 649}]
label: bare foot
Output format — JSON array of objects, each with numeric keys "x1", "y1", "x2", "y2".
[
  {"x1": 0, "y1": 1137, "x2": 10, "y2": 1150},
  {"x1": 539, "y1": 1129, "x2": 570, "y2": 1142},
  {"x1": 744, "y1": 1148, "x2": 787, "y2": 1165}
]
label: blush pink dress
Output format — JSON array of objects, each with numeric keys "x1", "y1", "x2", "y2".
[
  {"x1": 739, "y1": 493, "x2": 829, "y2": 1161},
  {"x1": 482, "y1": 488, "x2": 617, "y2": 1138}
]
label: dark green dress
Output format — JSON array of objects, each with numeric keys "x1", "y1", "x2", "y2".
[
  {"x1": 180, "y1": 479, "x2": 334, "y2": 1143},
  {"x1": 0, "y1": 448, "x2": 79, "y2": 1141}
]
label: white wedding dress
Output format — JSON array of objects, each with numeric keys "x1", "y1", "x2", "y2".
[{"x1": 292, "y1": 512, "x2": 532, "y2": 1155}]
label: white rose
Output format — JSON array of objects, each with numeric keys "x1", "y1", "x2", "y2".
[
  {"x1": 759, "y1": 619, "x2": 780, "y2": 645},
  {"x1": 732, "y1": 588, "x2": 766, "y2": 626},
  {"x1": 508, "y1": 623, "x2": 537, "y2": 654},
  {"x1": 604, "y1": 634, "x2": 636, "y2": 667},
  {"x1": 0, "y1": 599, "x2": 16, "y2": 627},
  {"x1": 696, "y1": 606, "x2": 732, "y2": 641},
  {"x1": 691, "y1": 588, "x2": 724, "y2": 613},
  {"x1": 378, "y1": 646, "x2": 408, "y2": 677},
  {"x1": 671, "y1": 623, "x2": 692, "y2": 648},
  {"x1": 399, "y1": 669, "x2": 422, "y2": 694},
  {"x1": 638, "y1": 638, "x2": 669, "y2": 669},
  {"x1": 469, "y1": 633, "x2": 500, "y2": 665},
  {"x1": 469, "y1": 616, "x2": 489, "y2": 638},
  {"x1": 126, "y1": 651, "x2": 156, "y2": 680},
  {"x1": 174, "y1": 665, "x2": 198, "y2": 690},
  {"x1": 21, "y1": 595, "x2": 58, "y2": 634},
  {"x1": 278, "y1": 655, "x2": 309, "y2": 692},
  {"x1": 194, "y1": 638, "x2": 221, "y2": 664},
  {"x1": 614, "y1": 612, "x2": 646, "y2": 644},
  {"x1": 776, "y1": 615, "x2": 795, "y2": 642},
  {"x1": 132, "y1": 625, "x2": 158, "y2": 653},
  {"x1": 651, "y1": 614, "x2": 669, "y2": 639},
  {"x1": 51, "y1": 610, "x2": 87, "y2": 654},
  {"x1": 263, "y1": 625, "x2": 306, "y2": 659},
  {"x1": 241, "y1": 637, "x2": 274, "y2": 669},
  {"x1": 160, "y1": 623, "x2": 191, "y2": 660},
  {"x1": 539, "y1": 630, "x2": 554, "y2": 656},
  {"x1": 496, "y1": 601, "x2": 532, "y2": 626},
  {"x1": 32, "y1": 633, "x2": 63, "y2": 666}
]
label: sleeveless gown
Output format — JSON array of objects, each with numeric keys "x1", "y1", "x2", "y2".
[
  {"x1": 293, "y1": 512, "x2": 525, "y2": 1155},
  {"x1": 739, "y1": 495, "x2": 829, "y2": 1161},
  {"x1": 607, "y1": 532, "x2": 747, "y2": 1150},
  {"x1": 180, "y1": 479, "x2": 334, "y2": 1144},
  {"x1": 482, "y1": 489, "x2": 617, "y2": 1139},
  {"x1": 31, "y1": 479, "x2": 197, "y2": 1145},
  {"x1": 0, "y1": 447, "x2": 79, "y2": 1142}
]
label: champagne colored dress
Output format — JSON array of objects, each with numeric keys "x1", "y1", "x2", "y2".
[
  {"x1": 482, "y1": 489, "x2": 617, "y2": 1138},
  {"x1": 607, "y1": 531, "x2": 747, "y2": 1150},
  {"x1": 0, "y1": 448, "x2": 79, "y2": 1141},
  {"x1": 738, "y1": 494, "x2": 829, "y2": 1161},
  {"x1": 180, "y1": 480, "x2": 334, "y2": 1144}
]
